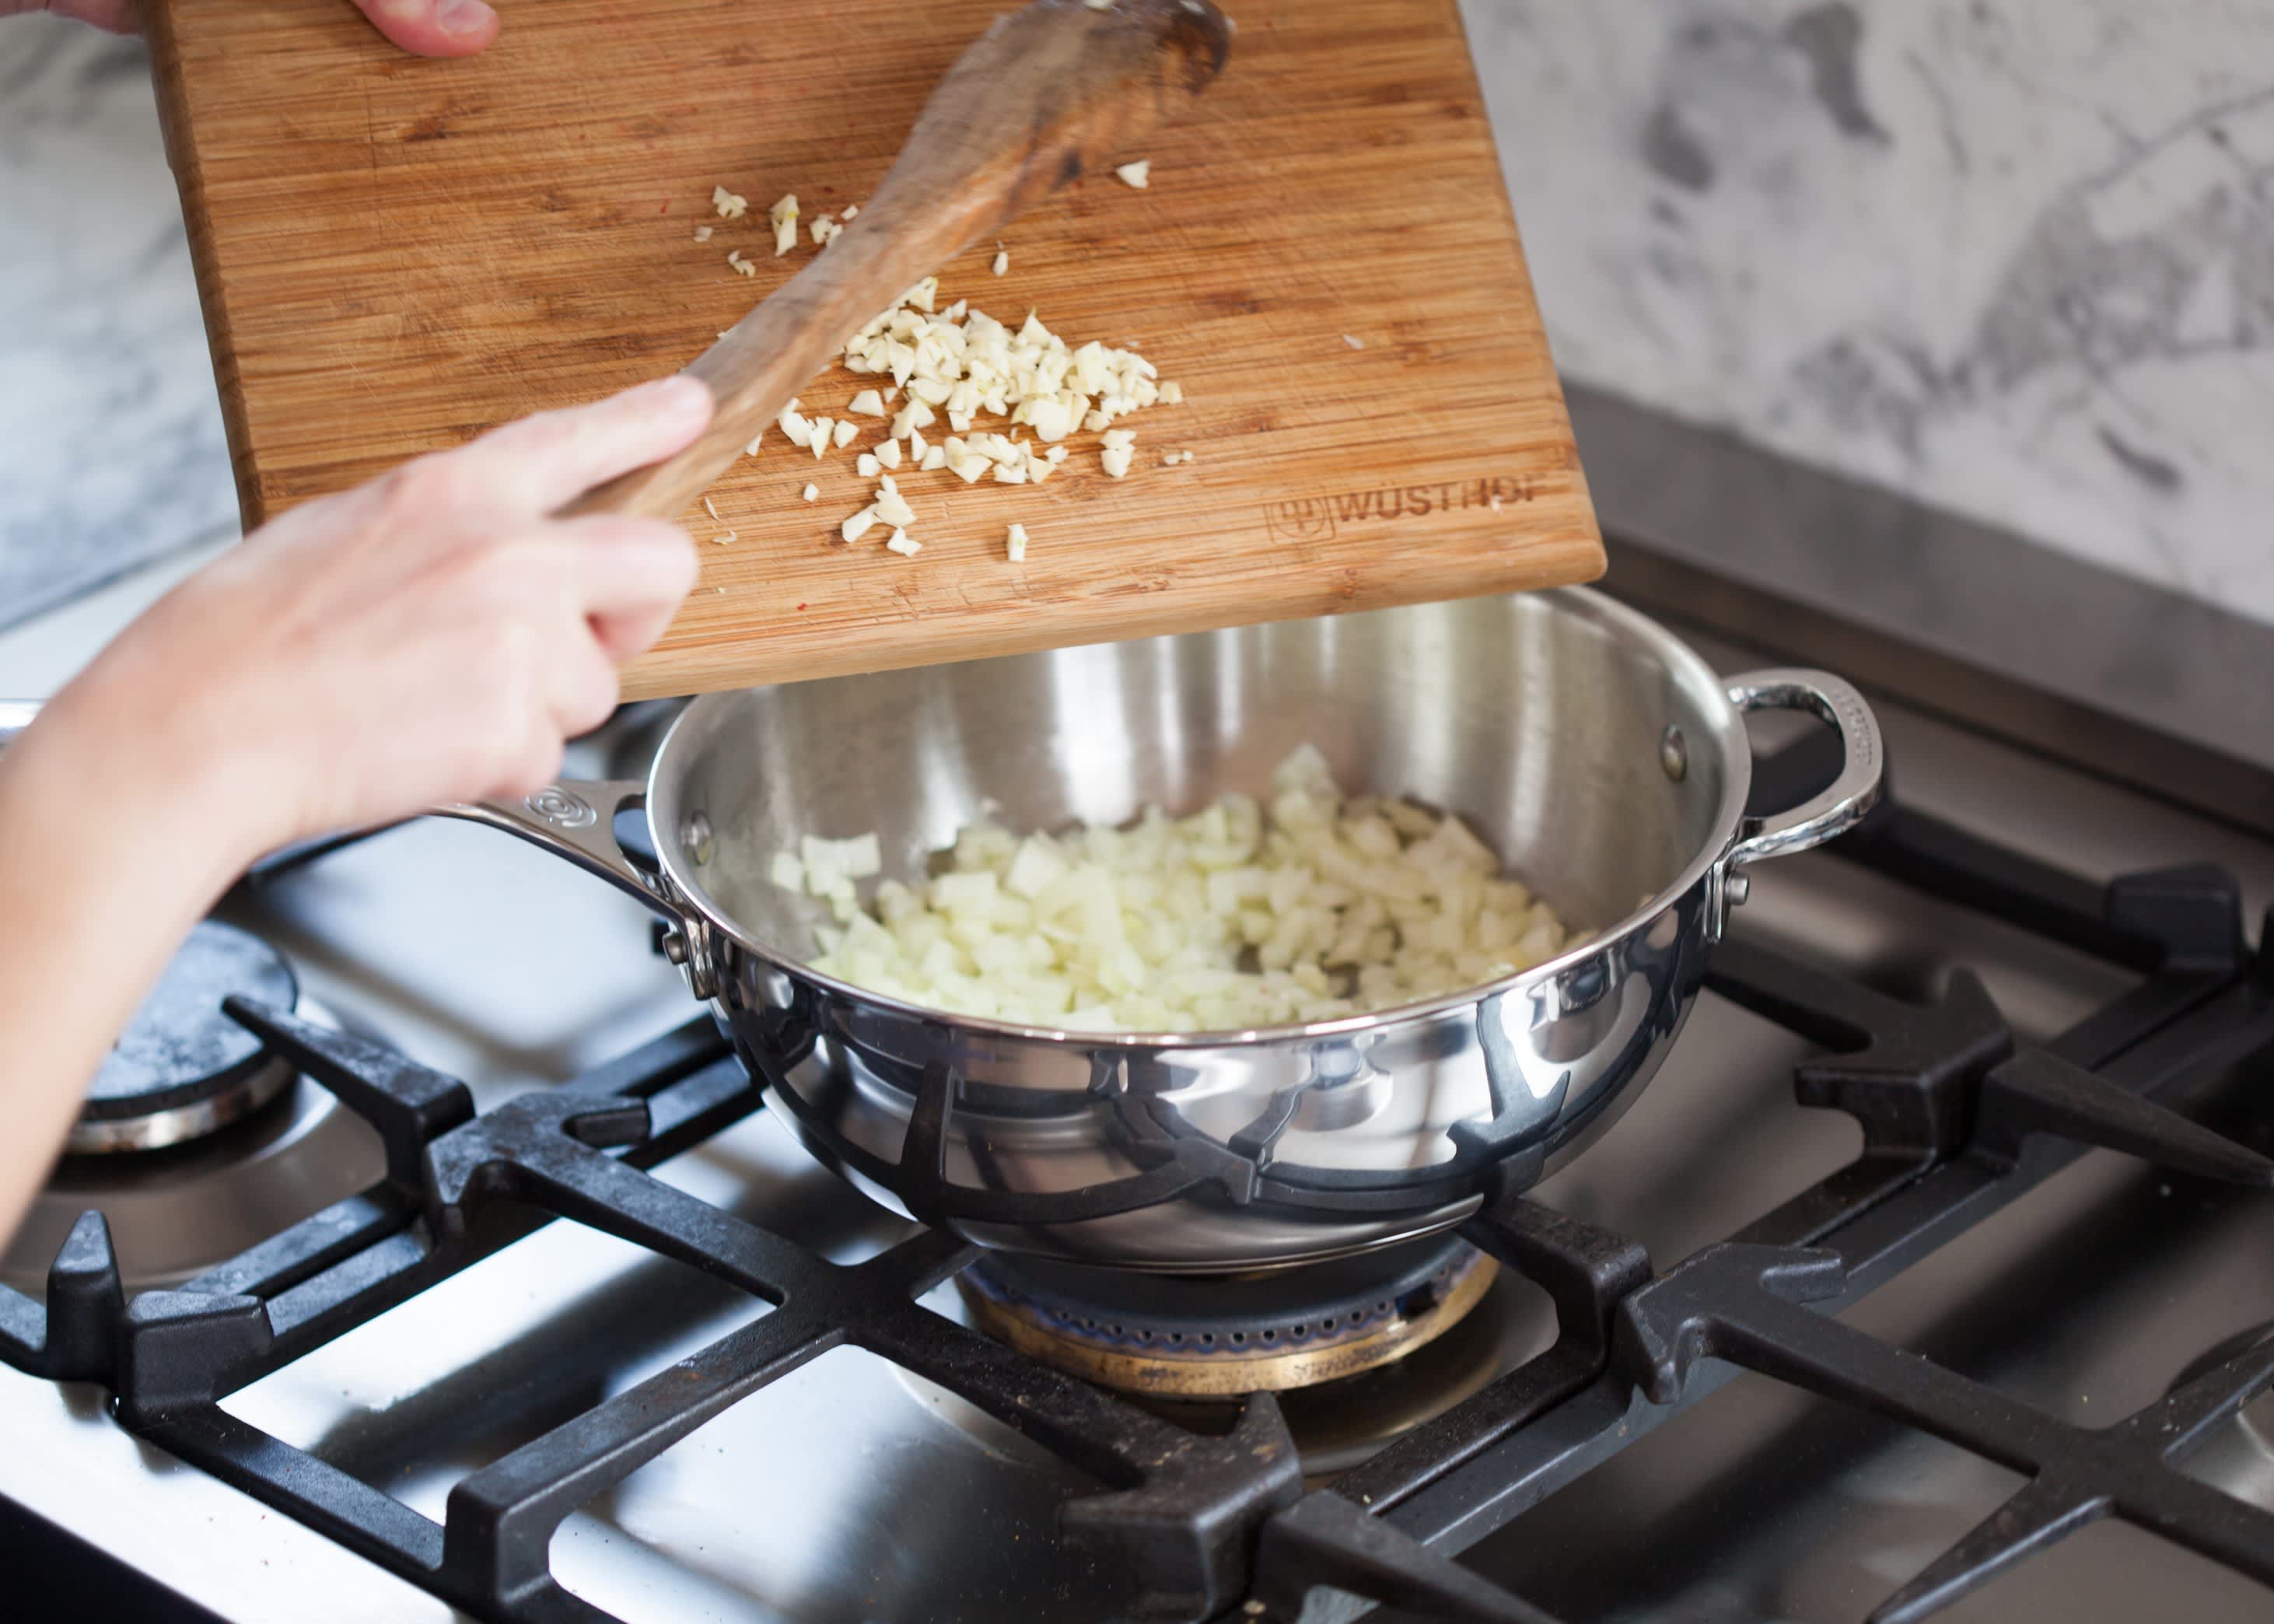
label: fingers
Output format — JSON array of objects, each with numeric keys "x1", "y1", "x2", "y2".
[
  {"x1": 549, "y1": 636, "x2": 624, "y2": 743},
  {"x1": 467, "y1": 516, "x2": 688, "y2": 758},
  {"x1": 554, "y1": 514, "x2": 701, "y2": 662},
  {"x1": 347, "y1": 0, "x2": 499, "y2": 58},
  {"x1": 450, "y1": 376, "x2": 716, "y2": 518}
]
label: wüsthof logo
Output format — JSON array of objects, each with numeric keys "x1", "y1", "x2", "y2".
[
  {"x1": 1265, "y1": 498, "x2": 1336, "y2": 543},
  {"x1": 1264, "y1": 476, "x2": 1536, "y2": 544}
]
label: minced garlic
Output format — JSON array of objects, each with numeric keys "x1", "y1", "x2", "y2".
[
  {"x1": 1100, "y1": 426, "x2": 1136, "y2": 479},
  {"x1": 1114, "y1": 160, "x2": 1150, "y2": 189},
  {"x1": 712, "y1": 185, "x2": 748, "y2": 219},
  {"x1": 843, "y1": 289, "x2": 1174, "y2": 445},
  {"x1": 726, "y1": 268, "x2": 1191, "y2": 563},
  {"x1": 769, "y1": 194, "x2": 799, "y2": 257}
]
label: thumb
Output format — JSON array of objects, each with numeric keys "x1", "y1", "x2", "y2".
[{"x1": 347, "y1": 0, "x2": 499, "y2": 58}]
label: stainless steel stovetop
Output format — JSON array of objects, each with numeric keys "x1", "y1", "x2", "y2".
[{"x1": 4, "y1": 615, "x2": 2273, "y2": 1624}]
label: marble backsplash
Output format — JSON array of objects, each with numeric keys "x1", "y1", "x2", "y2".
[
  {"x1": 0, "y1": 18, "x2": 236, "y2": 632},
  {"x1": 1463, "y1": 0, "x2": 2274, "y2": 625},
  {"x1": 0, "y1": 5, "x2": 2265, "y2": 638}
]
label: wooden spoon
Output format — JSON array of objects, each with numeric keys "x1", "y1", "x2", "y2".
[{"x1": 565, "y1": 0, "x2": 1233, "y2": 522}]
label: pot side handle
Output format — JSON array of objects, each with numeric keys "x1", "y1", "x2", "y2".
[
  {"x1": 1723, "y1": 669, "x2": 1885, "y2": 868},
  {"x1": 434, "y1": 782, "x2": 681, "y2": 921}
]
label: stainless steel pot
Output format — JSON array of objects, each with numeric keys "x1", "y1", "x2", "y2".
[
  {"x1": 443, "y1": 588, "x2": 1882, "y2": 1272},
  {"x1": 2, "y1": 590, "x2": 1878, "y2": 1272}
]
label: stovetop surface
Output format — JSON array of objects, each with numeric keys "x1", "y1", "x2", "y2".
[{"x1": 5, "y1": 621, "x2": 2274, "y2": 1624}]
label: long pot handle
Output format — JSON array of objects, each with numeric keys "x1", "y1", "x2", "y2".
[
  {"x1": 435, "y1": 786, "x2": 718, "y2": 995},
  {"x1": 0, "y1": 699, "x2": 32, "y2": 752},
  {"x1": 432, "y1": 783, "x2": 678, "y2": 920},
  {"x1": 1723, "y1": 668, "x2": 1885, "y2": 868},
  {"x1": 0, "y1": 700, "x2": 676, "y2": 918}
]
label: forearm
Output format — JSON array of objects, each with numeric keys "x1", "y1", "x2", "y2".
[
  {"x1": 0, "y1": 374, "x2": 706, "y2": 1251},
  {"x1": 0, "y1": 695, "x2": 263, "y2": 1249}
]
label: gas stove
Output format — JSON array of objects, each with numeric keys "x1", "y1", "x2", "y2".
[{"x1": 6, "y1": 602, "x2": 2274, "y2": 1622}]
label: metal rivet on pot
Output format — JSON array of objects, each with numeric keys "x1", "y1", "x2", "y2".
[
  {"x1": 659, "y1": 928, "x2": 691, "y2": 965},
  {"x1": 681, "y1": 811, "x2": 714, "y2": 866},
  {"x1": 1660, "y1": 726, "x2": 1688, "y2": 782},
  {"x1": 1726, "y1": 870, "x2": 1752, "y2": 906}
]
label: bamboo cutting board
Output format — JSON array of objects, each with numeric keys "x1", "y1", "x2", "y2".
[{"x1": 146, "y1": 0, "x2": 1601, "y2": 702}]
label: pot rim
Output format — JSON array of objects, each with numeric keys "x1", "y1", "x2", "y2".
[{"x1": 645, "y1": 586, "x2": 1755, "y2": 1050}]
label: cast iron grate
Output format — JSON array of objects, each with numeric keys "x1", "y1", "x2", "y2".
[{"x1": 4, "y1": 744, "x2": 2273, "y2": 1624}]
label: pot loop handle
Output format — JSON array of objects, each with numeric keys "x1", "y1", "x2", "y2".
[{"x1": 1723, "y1": 669, "x2": 1885, "y2": 869}]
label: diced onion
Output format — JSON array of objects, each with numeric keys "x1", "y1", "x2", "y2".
[{"x1": 778, "y1": 747, "x2": 1581, "y2": 1032}]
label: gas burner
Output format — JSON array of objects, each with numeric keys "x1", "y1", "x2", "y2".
[
  {"x1": 2, "y1": 922, "x2": 387, "y2": 1290},
  {"x1": 74, "y1": 919, "x2": 299, "y2": 1154},
  {"x1": 957, "y1": 1234, "x2": 1499, "y2": 1398},
  {"x1": 6, "y1": 1009, "x2": 386, "y2": 1290}
]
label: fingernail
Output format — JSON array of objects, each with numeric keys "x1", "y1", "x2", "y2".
[{"x1": 436, "y1": 0, "x2": 496, "y2": 37}]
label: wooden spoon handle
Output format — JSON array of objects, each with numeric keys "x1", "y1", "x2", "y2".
[{"x1": 564, "y1": 0, "x2": 1232, "y2": 521}]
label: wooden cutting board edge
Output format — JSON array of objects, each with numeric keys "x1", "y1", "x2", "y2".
[{"x1": 146, "y1": 2, "x2": 264, "y2": 532}]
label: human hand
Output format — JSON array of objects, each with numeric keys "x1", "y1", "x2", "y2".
[
  {"x1": 28, "y1": 376, "x2": 712, "y2": 874},
  {"x1": 10, "y1": 0, "x2": 501, "y2": 59},
  {"x1": 0, "y1": 375, "x2": 705, "y2": 1244},
  {"x1": 342, "y1": 0, "x2": 500, "y2": 59}
]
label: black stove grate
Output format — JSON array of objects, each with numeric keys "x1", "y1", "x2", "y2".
[{"x1": 5, "y1": 747, "x2": 2274, "y2": 1624}]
